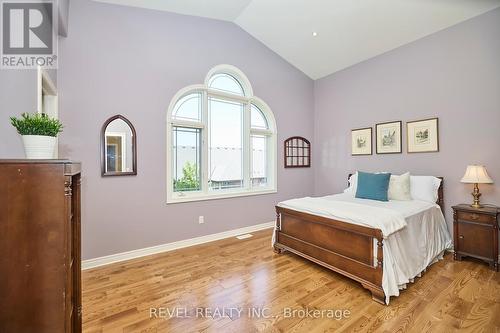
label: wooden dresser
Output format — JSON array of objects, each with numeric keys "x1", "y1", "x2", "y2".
[
  {"x1": 0, "y1": 160, "x2": 82, "y2": 333},
  {"x1": 452, "y1": 204, "x2": 499, "y2": 271}
]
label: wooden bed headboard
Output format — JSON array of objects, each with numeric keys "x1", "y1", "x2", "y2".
[{"x1": 347, "y1": 174, "x2": 444, "y2": 211}]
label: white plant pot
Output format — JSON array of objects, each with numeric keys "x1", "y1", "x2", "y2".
[{"x1": 22, "y1": 135, "x2": 57, "y2": 159}]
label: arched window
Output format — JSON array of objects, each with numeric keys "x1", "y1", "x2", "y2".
[
  {"x1": 172, "y1": 92, "x2": 202, "y2": 122},
  {"x1": 208, "y1": 73, "x2": 244, "y2": 96},
  {"x1": 167, "y1": 65, "x2": 277, "y2": 203}
]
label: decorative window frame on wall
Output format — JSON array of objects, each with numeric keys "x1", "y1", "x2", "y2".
[
  {"x1": 284, "y1": 136, "x2": 311, "y2": 168},
  {"x1": 166, "y1": 64, "x2": 278, "y2": 204}
]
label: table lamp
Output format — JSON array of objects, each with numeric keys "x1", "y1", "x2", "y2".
[{"x1": 460, "y1": 165, "x2": 493, "y2": 208}]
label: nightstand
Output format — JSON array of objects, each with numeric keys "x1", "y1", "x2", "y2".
[{"x1": 452, "y1": 204, "x2": 499, "y2": 271}]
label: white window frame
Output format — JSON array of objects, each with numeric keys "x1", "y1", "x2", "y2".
[{"x1": 166, "y1": 65, "x2": 277, "y2": 203}]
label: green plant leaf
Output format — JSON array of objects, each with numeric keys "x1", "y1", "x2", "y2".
[{"x1": 10, "y1": 112, "x2": 63, "y2": 137}]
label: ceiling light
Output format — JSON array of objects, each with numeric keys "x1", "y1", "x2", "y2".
[{"x1": 312, "y1": 32, "x2": 318, "y2": 37}]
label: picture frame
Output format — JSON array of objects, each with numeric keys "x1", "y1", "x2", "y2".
[
  {"x1": 351, "y1": 127, "x2": 372, "y2": 156},
  {"x1": 376, "y1": 121, "x2": 402, "y2": 154},
  {"x1": 406, "y1": 117, "x2": 439, "y2": 153}
]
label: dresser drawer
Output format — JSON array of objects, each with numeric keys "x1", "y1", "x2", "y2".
[
  {"x1": 456, "y1": 211, "x2": 496, "y2": 225},
  {"x1": 456, "y1": 221, "x2": 493, "y2": 259}
]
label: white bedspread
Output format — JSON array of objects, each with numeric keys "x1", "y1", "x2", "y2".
[
  {"x1": 274, "y1": 193, "x2": 452, "y2": 304},
  {"x1": 278, "y1": 196, "x2": 407, "y2": 237}
]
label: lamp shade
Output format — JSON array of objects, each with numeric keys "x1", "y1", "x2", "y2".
[{"x1": 461, "y1": 165, "x2": 493, "y2": 184}]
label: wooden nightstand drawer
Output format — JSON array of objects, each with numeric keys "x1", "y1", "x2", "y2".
[
  {"x1": 456, "y1": 222, "x2": 493, "y2": 259},
  {"x1": 456, "y1": 211, "x2": 495, "y2": 225}
]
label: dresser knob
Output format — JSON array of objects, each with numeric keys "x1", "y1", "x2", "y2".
[
  {"x1": 471, "y1": 214, "x2": 479, "y2": 220},
  {"x1": 459, "y1": 235, "x2": 464, "y2": 239}
]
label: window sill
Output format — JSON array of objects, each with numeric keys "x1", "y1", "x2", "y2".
[{"x1": 167, "y1": 188, "x2": 277, "y2": 204}]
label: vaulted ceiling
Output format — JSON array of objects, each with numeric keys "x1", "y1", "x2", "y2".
[{"x1": 95, "y1": 0, "x2": 500, "y2": 79}]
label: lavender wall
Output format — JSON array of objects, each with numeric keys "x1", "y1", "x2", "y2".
[
  {"x1": 0, "y1": 71, "x2": 38, "y2": 158},
  {"x1": 58, "y1": 0, "x2": 314, "y2": 260},
  {"x1": 314, "y1": 8, "x2": 500, "y2": 227}
]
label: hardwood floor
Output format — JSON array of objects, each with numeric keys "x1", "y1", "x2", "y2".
[{"x1": 82, "y1": 229, "x2": 500, "y2": 333}]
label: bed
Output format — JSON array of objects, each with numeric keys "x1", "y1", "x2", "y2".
[{"x1": 273, "y1": 175, "x2": 451, "y2": 304}]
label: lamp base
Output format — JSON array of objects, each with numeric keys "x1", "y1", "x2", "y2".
[{"x1": 471, "y1": 183, "x2": 482, "y2": 209}]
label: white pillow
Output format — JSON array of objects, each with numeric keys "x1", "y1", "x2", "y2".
[
  {"x1": 388, "y1": 172, "x2": 412, "y2": 201},
  {"x1": 410, "y1": 176, "x2": 441, "y2": 203},
  {"x1": 344, "y1": 172, "x2": 358, "y2": 195}
]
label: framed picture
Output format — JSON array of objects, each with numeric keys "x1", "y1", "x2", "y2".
[
  {"x1": 351, "y1": 127, "x2": 372, "y2": 155},
  {"x1": 407, "y1": 118, "x2": 439, "y2": 153},
  {"x1": 376, "y1": 121, "x2": 402, "y2": 154}
]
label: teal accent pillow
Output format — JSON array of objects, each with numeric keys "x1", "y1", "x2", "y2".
[{"x1": 355, "y1": 171, "x2": 391, "y2": 202}]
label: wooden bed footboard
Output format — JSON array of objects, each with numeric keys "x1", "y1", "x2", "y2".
[{"x1": 274, "y1": 206, "x2": 385, "y2": 304}]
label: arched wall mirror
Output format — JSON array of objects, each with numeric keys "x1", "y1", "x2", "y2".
[{"x1": 101, "y1": 115, "x2": 137, "y2": 176}]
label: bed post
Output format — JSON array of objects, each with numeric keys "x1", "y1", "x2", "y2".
[
  {"x1": 273, "y1": 207, "x2": 283, "y2": 254},
  {"x1": 437, "y1": 177, "x2": 444, "y2": 212},
  {"x1": 368, "y1": 286, "x2": 385, "y2": 305},
  {"x1": 376, "y1": 238, "x2": 383, "y2": 268},
  {"x1": 374, "y1": 238, "x2": 385, "y2": 304},
  {"x1": 362, "y1": 236, "x2": 385, "y2": 304}
]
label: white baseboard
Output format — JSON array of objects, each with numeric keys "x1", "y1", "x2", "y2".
[{"x1": 82, "y1": 221, "x2": 275, "y2": 270}]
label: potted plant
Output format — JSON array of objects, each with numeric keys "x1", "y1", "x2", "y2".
[{"x1": 10, "y1": 112, "x2": 63, "y2": 159}]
